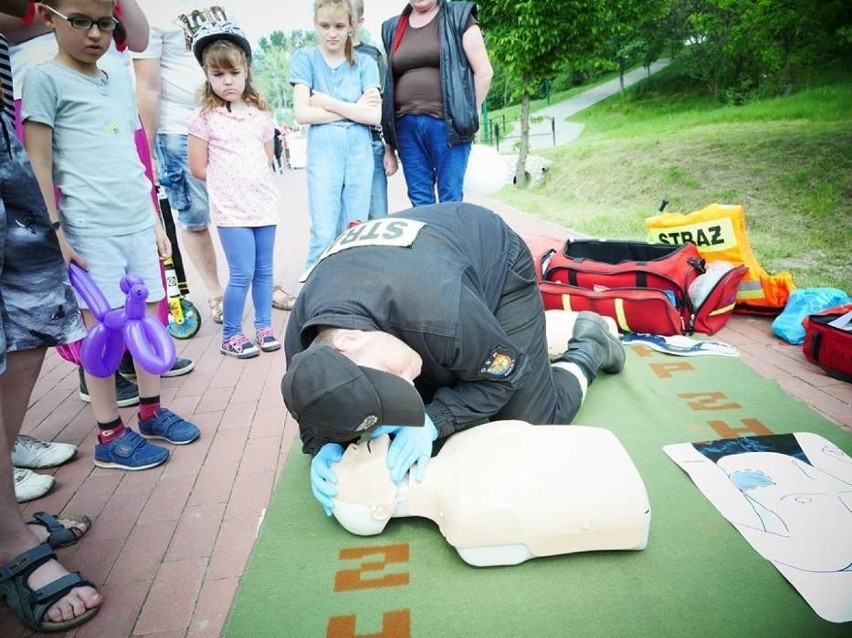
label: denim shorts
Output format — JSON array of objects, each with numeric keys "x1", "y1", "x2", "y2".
[
  {"x1": 63, "y1": 227, "x2": 166, "y2": 310},
  {"x1": 0, "y1": 115, "x2": 86, "y2": 369},
  {"x1": 156, "y1": 133, "x2": 210, "y2": 231}
]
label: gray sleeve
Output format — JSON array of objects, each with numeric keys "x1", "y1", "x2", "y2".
[{"x1": 20, "y1": 66, "x2": 58, "y2": 127}]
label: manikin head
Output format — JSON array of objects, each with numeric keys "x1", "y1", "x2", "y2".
[{"x1": 332, "y1": 434, "x2": 401, "y2": 535}]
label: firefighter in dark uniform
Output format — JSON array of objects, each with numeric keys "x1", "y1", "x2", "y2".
[{"x1": 282, "y1": 203, "x2": 625, "y2": 515}]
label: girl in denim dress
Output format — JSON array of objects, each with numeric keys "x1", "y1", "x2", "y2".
[{"x1": 290, "y1": 0, "x2": 381, "y2": 271}]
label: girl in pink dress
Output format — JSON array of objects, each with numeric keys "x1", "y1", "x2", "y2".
[{"x1": 187, "y1": 23, "x2": 280, "y2": 359}]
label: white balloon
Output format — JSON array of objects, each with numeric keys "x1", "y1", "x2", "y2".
[{"x1": 464, "y1": 144, "x2": 508, "y2": 196}]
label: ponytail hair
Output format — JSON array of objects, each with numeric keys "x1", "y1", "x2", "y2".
[{"x1": 344, "y1": 32, "x2": 355, "y2": 66}]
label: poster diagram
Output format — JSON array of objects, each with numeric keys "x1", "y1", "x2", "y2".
[{"x1": 664, "y1": 432, "x2": 852, "y2": 623}]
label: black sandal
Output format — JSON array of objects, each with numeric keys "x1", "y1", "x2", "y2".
[
  {"x1": 27, "y1": 512, "x2": 91, "y2": 549},
  {"x1": 0, "y1": 543, "x2": 100, "y2": 633}
]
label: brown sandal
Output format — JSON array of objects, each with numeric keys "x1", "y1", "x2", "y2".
[
  {"x1": 208, "y1": 296, "x2": 223, "y2": 324},
  {"x1": 272, "y1": 285, "x2": 297, "y2": 311}
]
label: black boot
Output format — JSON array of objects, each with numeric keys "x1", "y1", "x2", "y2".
[{"x1": 557, "y1": 312, "x2": 625, "y2": 380}]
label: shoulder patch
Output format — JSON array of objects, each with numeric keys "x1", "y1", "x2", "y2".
[{"x1": 480, "y1": 346, "x2": 518, "y2": 379}]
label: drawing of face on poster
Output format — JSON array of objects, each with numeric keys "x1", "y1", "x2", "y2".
[
  {"x1": 718, "y1": 451, "x2": 852, "y2": 572},
  {"x1": 665, "y1": 432, "x2": 852, "y2": 623}
]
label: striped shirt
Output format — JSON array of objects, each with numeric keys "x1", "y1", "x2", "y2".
[{"x1": 0, "y1": 34, "x2": 13, "y2": 118}]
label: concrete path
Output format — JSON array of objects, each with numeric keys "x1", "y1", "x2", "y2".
[{"x1": 507, "y1": 59, "x2": 671, "y2": 150}]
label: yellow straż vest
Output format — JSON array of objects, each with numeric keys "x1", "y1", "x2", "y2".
[{"x1": 645, "y1": 203, "x2": 795, "y2": 313}]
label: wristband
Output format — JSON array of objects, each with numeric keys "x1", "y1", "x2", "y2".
[{"x1": 113, "y1": 2, "x2": 128, "y2": 52}]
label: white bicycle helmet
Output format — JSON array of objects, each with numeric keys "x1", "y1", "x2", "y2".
[{"x1": 191, "y1": 21, "x2": 252, "y2": 64}]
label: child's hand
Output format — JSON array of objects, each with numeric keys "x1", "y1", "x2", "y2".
[
  {"x1": 154, "y1": 224, "x2": 171, "y2": 260},
  {"x1": 55, "y1": 230, "x2": 87, "y2": 269}
]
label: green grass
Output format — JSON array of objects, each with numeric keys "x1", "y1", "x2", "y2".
[{"x1": 492, "y1": 64, "x2": 852, "y2": 292}]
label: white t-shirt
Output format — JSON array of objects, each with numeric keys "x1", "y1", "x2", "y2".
[{"x1": 132, "y1": 0, "x2": 236, "y2": 134}]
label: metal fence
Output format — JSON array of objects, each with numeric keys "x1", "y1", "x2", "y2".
[{"x1": 477, "y1": 114, "x2": 557, "y2": 151}]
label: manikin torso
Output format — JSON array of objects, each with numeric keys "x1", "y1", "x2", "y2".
[{"x1": 332, "y1": 420, "x2": 651, "y2": 566}]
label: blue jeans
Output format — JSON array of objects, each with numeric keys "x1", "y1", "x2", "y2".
[
  {"x1": 305, "y1": 123, "x2": 373, "y2": 269},
  {"x1": 368, "y1": 137, "x2": 388, "y2": 219},
  {"x1": 155, "y1": 133, "x2": 210, "y2": 231},
  {"x1": 217, "y1": 225, "x2": 276, "y2": 339},
  {"x1": 395, "y1": 114, "x2": 471, "y2": 207}
]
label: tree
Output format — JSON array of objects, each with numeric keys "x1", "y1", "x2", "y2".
[
  {"x1": 672, "y1": 0, "x2": 851, "y2": 101},
  {"x1": 599, "y1": 0, "x2": 670, "y2": 93},
  {"x1": 253, "y1": 29, "x2": 316, "y2": 121},
  {"x1": 478, "y1": 0, "x2": 603, "y2": 187}
]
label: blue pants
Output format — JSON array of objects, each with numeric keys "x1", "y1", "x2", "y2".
[
  {"x1": 395, "y1": 114, "x2": 471, "y2": 207},
  {"x1": 368, "y1": 137, "x2": 388, "y2": 219},
  {"x1": 305, "y1": 123, "x2": 373, "y2": 269},
  {"x1": 217, "y1": 225, "x2": 276, "y2": 339}
]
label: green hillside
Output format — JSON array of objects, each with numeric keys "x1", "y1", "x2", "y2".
[{"x1": 496, "y1": 65, "x2": 852, "y2": 292}]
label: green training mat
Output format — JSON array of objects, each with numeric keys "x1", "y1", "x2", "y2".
[{"x1": 226, "y1": 344, "x2": 852, "y2": 637}]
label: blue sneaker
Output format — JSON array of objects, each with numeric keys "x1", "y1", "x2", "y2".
[
  {"x1": 94, "y1": 428, "x2": 169, "y2": 471},
  {"x1": 138, "y1": 408, "x2": 200, "y2": 445}
]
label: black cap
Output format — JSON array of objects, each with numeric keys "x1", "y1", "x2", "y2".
[{"x1": 281, "y1": 346, "x2": 425, "y2": 443}]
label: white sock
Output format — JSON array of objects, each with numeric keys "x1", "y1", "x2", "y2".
[{"x1": 552, "y1": 361, "x2": 589, "y2": 403}]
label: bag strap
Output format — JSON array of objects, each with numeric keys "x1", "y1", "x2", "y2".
[
  {"x1": 391, "y1": 15, "x2": 409, "y2": 53},
  {"x1": 806, "y1": 327, "x2": 822, "y2": 364}
]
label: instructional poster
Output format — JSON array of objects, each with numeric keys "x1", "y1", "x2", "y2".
[{"x1": 664, "y1": 432, "x2": 852, "y2": 623}]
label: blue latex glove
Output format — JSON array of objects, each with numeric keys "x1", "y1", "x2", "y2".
[
  {"x1": 371, "y1": 415, "x2": 438, "y2": 484},
  {"x1": 310, "y1": 442, "x2": 344, "y2": 516}
]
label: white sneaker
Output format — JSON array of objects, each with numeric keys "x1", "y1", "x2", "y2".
[
  {"x1": 13, "y1": 467, "x2": 55, "y2": 503},
  {"x1": 11, "y1": 435, "x2": 77, "y2": 469}
]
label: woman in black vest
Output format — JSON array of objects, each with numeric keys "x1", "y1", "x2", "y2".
[{"x1": 381, "y1": 0, "x2": 492, "y2": 207}]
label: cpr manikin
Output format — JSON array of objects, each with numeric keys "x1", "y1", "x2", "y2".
[{"x1": 332, "y1": 420, "x2": 651, "y2": 567}]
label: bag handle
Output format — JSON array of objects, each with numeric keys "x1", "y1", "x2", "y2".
[{"x1": 807, "y1": 331, "x2": 822, "y2": 362}]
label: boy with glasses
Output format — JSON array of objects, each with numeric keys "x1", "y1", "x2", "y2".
[{"x1": 22, "y1": 0, "x2": 200, "y2": 471}]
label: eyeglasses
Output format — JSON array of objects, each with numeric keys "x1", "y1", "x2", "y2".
[{"x1": 43, "y1": 4, "x2": 119, "y2": 32}]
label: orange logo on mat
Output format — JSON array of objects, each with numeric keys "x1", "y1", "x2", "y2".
[
  {"x1": 330, "y1": 544, "x2": 412, "y2": 637},
  {"x1": 709, "y1": 418, "x2": 774, "y2": 439},
  {"x1": 328, "y1": 610, "x2": 410, "y2": 637},
  {"x1": 335, "y1": 544, "x2": 410, "y2": 591},
  {"x1": 678, "y1": 392, "x2": 742, "y2": 412}
]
